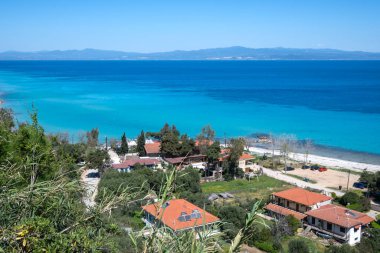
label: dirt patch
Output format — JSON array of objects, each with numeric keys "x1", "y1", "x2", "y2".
[{"x1": 286, "y1": 168, "x2": 360, "y2": 191}]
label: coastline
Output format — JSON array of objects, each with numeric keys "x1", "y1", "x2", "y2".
[{"x1": 248, "y1": 146, "x2": 380, "y2": 172}]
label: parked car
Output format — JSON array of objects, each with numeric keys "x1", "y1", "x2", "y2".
[
  {"x1": 302, "y1": 165, "x2": 310, "y2": 169},
  {"x1": 319, "y1": 167, "x2": 328, "y2": 172},
  {"x1": 284, "y1": 166, "x2": 295, "y2": 171},
  {"x1": 310, "y1": 165, "x2": 320, "y2": 170},
  {"x1": 353, "y1": 182, "x2": 367, "y2": 189}
]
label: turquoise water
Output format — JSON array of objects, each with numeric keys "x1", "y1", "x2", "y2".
[{"x1": 0, "y1": 61, "x2": 380, "y2": 155}]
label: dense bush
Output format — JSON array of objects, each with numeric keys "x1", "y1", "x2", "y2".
[
  {"x1": 339, "y1": 191, "x2": 370, "y2": 212},
  {"x1": 288, "y1": 239, "x2": 309, "y2": 253}
]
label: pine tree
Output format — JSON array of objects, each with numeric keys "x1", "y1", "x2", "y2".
[
  {"x1": 119, "y1": 132, "x2": 128, "y2": 155},
  {"x1": 136, "y1": 130, "x2": 146, "y2": 156}
]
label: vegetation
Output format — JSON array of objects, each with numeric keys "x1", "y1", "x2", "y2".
[
  {"x1": 116, "y1": 132, "x2": 129, "y2": 155},
  {"x1": 288, "y1": 238, "x2": 310, "y2": 253},
  {"x1": 222, "y1": 138, "x2": 245, "y2": 180},
  {"x1": 136, "y1": 130, "x2": 146, "y2": 156},
  {"x1": 339, "y1": 191, "x2": 371, "y2": 212},
  {"x1": 360, "y1": 170, "x2": 380, "y2": 201}
]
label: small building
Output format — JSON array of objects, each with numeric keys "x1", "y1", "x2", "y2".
[
  {"x1": 112, "y1": 157, "x2": 161, "y2": 172},
  {"x1": 144, "y1": 142, "x2": 161, "y2": 157},
  {"x1": 142, "y1": 199, "x2": 220, "y2": 234},
  {"x1": 305, "y1": 204, "x2": 374, "y2": 245},
  {"x1": 238, "y1": 153, "x2": 257, "y2": 173},
  {"x1": 264, "y1": 188, "x2": 332, "y2": 220}
]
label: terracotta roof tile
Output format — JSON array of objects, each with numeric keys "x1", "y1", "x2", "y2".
[
  {"x1": 142, "y1": 199, "x2": 220, "y2": 231},
  {"x1": 112, "y1": 158, "x2": 160, "y2": 169},
  {"x1": 305, "y1": 204, "x2": 374, "y2": 228},
  {"x1": 273, "y1": 188, "x2": 332, "y2": 206},
  {"x1": 144, "y1": 142, "x2": 161, "y2": 154},
  {"x1": 264, "y1": 203, "x2": 307, "y2": 220}
]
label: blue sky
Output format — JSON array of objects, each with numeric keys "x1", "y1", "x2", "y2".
[{"x1": 1, "y1": 0, "x2": 379, "y2": 52}]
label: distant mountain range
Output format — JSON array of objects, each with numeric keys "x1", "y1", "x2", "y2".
[{"x1": 1, "y1": 47, "x2": 380, "y2": 60}]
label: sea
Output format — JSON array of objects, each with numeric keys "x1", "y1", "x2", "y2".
[{"x1": 1, "y1": 60, "x2": 380, "y2": 163}]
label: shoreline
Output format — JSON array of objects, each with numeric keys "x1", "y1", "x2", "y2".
[{"x1": 248, "y1": 146, "x2": 380, "y2": 172}]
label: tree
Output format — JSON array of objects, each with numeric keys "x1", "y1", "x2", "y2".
[
  {"x1": 86, "y1": 148, "x2": 110, "y2": 173},
  {"x1": 136, "y1": 130, "x2": 146, "y2": 156},
  {"x1": 196, "y1": 125, "x2": 215, "y2": 154},
  {"x1": 118, "y1": 132, "x2": 129, "y2": 155},
  {"x1": 339, "y1": 191, "x2": 360, "y2": 206},
  {"x1": 285, "y1": 215, "x2": 302, "y2": 234},
  {"x1": 223, "y1": 138, "x2": 246, "y2": 180},
  {"x1": 178, "y1": 134, "x2": 195, "y2": 156},
  {"x1": 86, "y1": 128, "x2": 99, "y2": 147},
  {"x1": 288, "y1": 239, "x2": 309, "y2": 253},
  {"x1": 278, "y1": 134, "x2": 296, "y2": 171},
  {"x1": 160, "y1": 124, "x2": 181, "y2": 157},
  {"x1": 206, "y1": 141, "x2": 221, "y2": 169}
]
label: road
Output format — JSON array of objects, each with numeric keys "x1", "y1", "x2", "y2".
[
  {"x1": 261, "y1": 167, "x2": 345, "y2": 197},
  {"x1": 81, "y1": 168, "x2": 100, "y2": 208}
]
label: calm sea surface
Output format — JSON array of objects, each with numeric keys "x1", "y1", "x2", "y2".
[{"x1": 1, "y1": 61, "x2": 380, "y2": 157}]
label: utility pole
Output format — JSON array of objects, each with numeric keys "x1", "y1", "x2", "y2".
[
  {"x1": 346, "y1": 170, "x2": 351, "y2": 192},
  {"x1": 105, "y1": 136, "x2": 108, "y2": 150}
]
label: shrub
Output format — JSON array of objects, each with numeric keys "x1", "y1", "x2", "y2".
[
  {"x1": 339, "y1": 192, "x2": 360, "y2": 206},
  {"x1": 254, "y1": 241, "x2": 277, "y2": 253},
  {"x1": 285, "y1": 215, "x2": 302, "y2": 235},
  {"x1": 288, "y1": 239, "x2": 309, "y2": 253}
]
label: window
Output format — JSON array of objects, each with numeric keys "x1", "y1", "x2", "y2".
[
  {"x1": 340, "y1": 226, "x2": 345, "y2": 233},
  {"x1": 327, "y1": 222, "x2": 332, "y2": 231},
  {"x1": 355, "y1": 237, "x2": 358, "y2": 241},
  {"x1": 286, "y1": 201, "x2": 289, "y2": 207},
  {"x1": 311, "y1": 217, "x2": 315, "y2": 225},
  {"x1": 354, "y1": 227, "x2": 359, "y2": 232}
]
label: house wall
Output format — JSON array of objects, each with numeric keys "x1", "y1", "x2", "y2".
[
  {"x1": 274, "y1": 197, "x2": 311, "y2": 213},
  {"x1": 306, "y1": 216, "x2": 361, "y2": 245}
]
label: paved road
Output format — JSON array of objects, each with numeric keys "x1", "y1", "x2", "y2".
[{"x1": 262, "y1": 167, "x2": 345, "y2": 197}]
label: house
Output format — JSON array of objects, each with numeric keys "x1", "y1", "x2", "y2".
[
  {"x1": 112, "y1": 157, "x2": 161, "y2": 172},
  {"x1": 144, "y1": 142, "x2": 161, "y2": 157},
  {"x1": 264, "y1": 188, "x2": 332, "y2": 220},
  {"x1": 164, "y1": 154, "x2": 207, "y2": 170},
  {"x1": 238, "y1": 153, "x2": 258, "y2": 173},
  {"x1": 305, "y1": 204, "x2": 374, "y2": 245},
  {"x1": 142, "y1": 199, "x2": 220, "y2": 233}
]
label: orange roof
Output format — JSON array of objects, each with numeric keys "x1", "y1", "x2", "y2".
[
  {"x1": 144, "y1": 142, "x2": 161, "y2": 154},
  {"x1": 240, "y1": 153, "x2": 255, "y2": 160},
  {"x1": 264, "y1": 203, "x2": 307, "y2": 220},
  {"x1": 305, "y1": 204, "x2": 374, "y2": 228},
  {"x1": 142, "y1": 199, "x2": 220, "y2": 231},
  {"x1": 195, "y1": 140, "x2": 213, "y2": 147},
  {"x1": 273, "y1": 188, "x2": 332, "y2": 206}
]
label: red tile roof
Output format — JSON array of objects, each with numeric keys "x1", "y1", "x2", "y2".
[
  {"x1": 264, "y1": 203, "x2": 307, "y2": 220},
  {"x1": 144, "y1": 142, "x2": 161, "y2": 154},
  {"x1": 273, "y1": 188, "x2": 332, "y2": 206},
  {"x1": 112, "y1": 158, "x2": 160, "y2": 169},
  {"x1": 195, "y1": 140, "x2": 213, "y2": 147},
  {"x1": 305, "y1": 204, "x2": 374, "y2": 228},
  {"x1": 240, "y1": 153, "x2": 255, "y2": 160},
  {"x1": 142, "y1": 199, "x2": 220, "y2": 231}
]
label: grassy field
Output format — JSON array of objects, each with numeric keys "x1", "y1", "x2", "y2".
[{"x1": 201, "y1": 175, "x2": 292, "y2": 199}]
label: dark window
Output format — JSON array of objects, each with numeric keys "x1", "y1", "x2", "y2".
[
  {"x1": 327, "y1": 222, "x2": 332, "y2": 231},
  {"x1": 312, "y1": 217, "x2": 315, "y2": 224},
  {"x1": 354, "y1": 227, "x2": 359, "y2": 232},
  {"x1": 286, "y1": 201, "x2": 289, "y2": 207},
  {"x1": 340, "y1": 226, "x2": 345, "y2": 233}
]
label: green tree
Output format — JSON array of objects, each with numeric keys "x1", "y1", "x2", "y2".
[
  {"x1": 160, "y1": 124, "x2": 181, "y2": 157},
  {"x1": 86, "y1": 128, "x2": 99, "y2": 147},
  {"x1": 86, "y1": 148, "x2": 110, "y2": 173},
  {"x1": 206, "y1": 141, "x2": 221, "y2": 168},
  {"x1": 196, "y1": 125, "x2": 215, "y2": 154},
  {"x1": 288, "y1": 239, "x2": 309, "y2": 253},
  {"x1": 136, "y1": 130, "x2": 146, "y2": 156},
  {"x1": 118, "y1": 132, "x2": 129, "y2": 155},
  {"x1": 223, "y1": 138, "x2": 246, "y2": 180}
]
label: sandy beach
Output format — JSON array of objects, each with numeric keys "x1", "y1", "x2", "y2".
[{"x1": 249, "y1": 146, "x2": 380, "y2": 172}]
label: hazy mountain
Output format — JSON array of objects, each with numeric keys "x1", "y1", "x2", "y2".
[{"x1": 1, "y1": 47, "x2": 380, "y2": 60}]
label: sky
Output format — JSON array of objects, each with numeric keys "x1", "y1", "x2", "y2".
[{"x1": 0, "y1": 0, "x2": 380, "y2": 53}]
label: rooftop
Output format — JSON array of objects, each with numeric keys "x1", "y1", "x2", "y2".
[
  {"x1": 273, "y1": 188, "x2": 332, "y2": 206},
  {"x1": 144, "y1": 142, "x2": 161, "y2": 154},
  {"x1": 112, "y1": 158, "x2": 160, "y2": 169},
  {"x1": 305, "y1": 204, "x2": 374, "y2": 228},
  {"x1": 264, "y1": 203, "x2": 307, "y2": 220},
  {"x1": 142, "y1": 199, "x2": 220, "y2": 231}
]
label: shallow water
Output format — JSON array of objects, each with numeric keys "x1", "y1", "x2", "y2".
[{"x1": 0, "y1": 60, "x2": 380, "y2": 156}]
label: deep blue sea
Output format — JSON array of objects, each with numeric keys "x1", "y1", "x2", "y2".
[{"x1": 1, "y1": 61, "x2": 380, "y2": 158}]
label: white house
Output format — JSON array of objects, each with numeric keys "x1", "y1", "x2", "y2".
[{"x1": 305, "y1": 204, "x2": 374, "y2": 245}]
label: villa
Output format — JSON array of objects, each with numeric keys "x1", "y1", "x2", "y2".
[
  {"x1": 142, "y1": 199, "x2": 220, "y2": 234},
  {"x1": 305, "y1": 204, "x2": 374, "y2": 245},
  {"x1": 164, "y1": 154, "x2": 207, "y2": 170},
  {"x1": 264, "y1": 187, "x2": 374, "y2": 245},
  {"x1": 264, "y1": 187, "x2": 332, "y2": 220}
]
